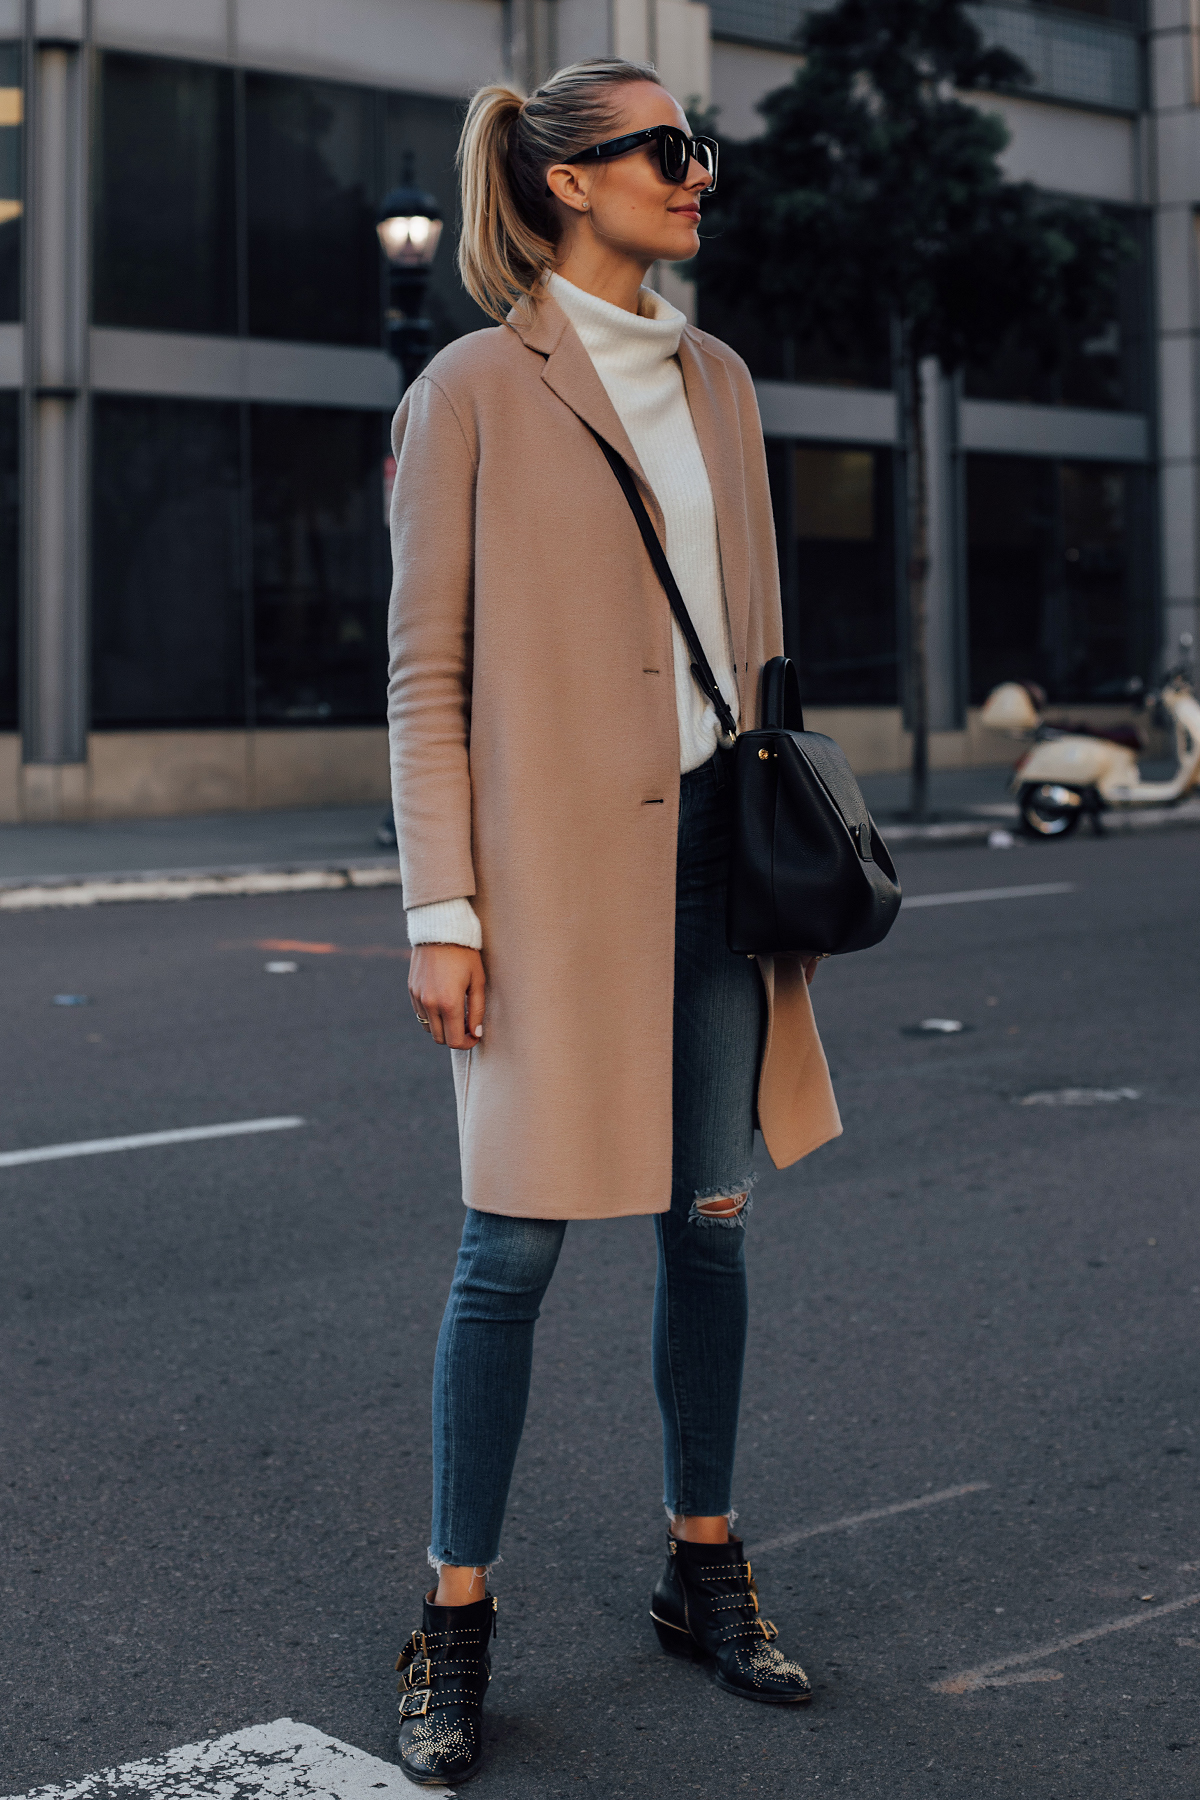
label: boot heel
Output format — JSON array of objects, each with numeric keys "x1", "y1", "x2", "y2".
[{"x1": 651, "y1": 1612, "x2": 697, "y2": 1659}]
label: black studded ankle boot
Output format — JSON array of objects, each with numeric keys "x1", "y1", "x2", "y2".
[
  {"x1": 395, "y1": 1589, "x2": 497, "y2": 1785},
  {"x1": 651, "y1": 1533, "x2": 812, "y2": 1704}
]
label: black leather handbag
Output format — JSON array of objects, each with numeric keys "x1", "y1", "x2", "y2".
[{"x1": 594, "y1": 433, "x2": 902, "y2": 957}]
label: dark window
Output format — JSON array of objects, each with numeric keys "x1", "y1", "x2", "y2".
[
  {"x1": 384, "y1": 90, "x2": 490, "y2": 356},
  {"x1": 698, "y1": 288, "x2": 890, "y2": 388},
  {"x1": 246, "y1": 74, "x2": 378, "y2": 346},
  {"x1": 0, "y1": 43, "x2": 22, "y2": 323},
  {"x1": 92, "y1": 53, "x2": 237, "y2": 334},
  {"x1": 0, "y1": 391, "x2": 17, "y2": 727},
  {"x1": 964, "y1": 209, "x2": 1150, "y2": 412},
  {"x1": 92, "y1": 397, "x2": 246, "y2": 727},
  {"x1": 768, "y1": 440, "x2": 898, "y2": 704},
  {"x1": 1034, "y1": 0, "x2": 1141, "y2": 21},
  {"x1": 966, "y1": 454, "x2": 1152, "y2": 703},
  {"x1": 250, "y1": 404, "x2": 389, "y2": 723}
]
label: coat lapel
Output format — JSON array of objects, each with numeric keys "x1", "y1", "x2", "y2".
[
  {"x1": 507, "y1": 295, "x2": 664, "y2": 537},
  {"x1": 678, "y1": 328, "x2": 752, "y2": 696},
  {"x1": 509, "y1": 297, "x2": 754, "y2": 699}
]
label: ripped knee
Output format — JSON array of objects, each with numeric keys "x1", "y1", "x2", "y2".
[
  {"x1": 695, "y1": 1193, "x2": 747, "y2": 1217},
  {"x1": 688, "y1": 1179, "x2": 755, "y2": 1229}
]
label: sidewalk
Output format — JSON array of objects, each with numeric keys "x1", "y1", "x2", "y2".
[
  {"x1": 0, "y1": 804, "x2": 391, "y2": 885},
  {"x1": 859, "y1": 765, "x2": 1019, "y2": 824},
  {"x1": 1, "y1": 772, "x2": 1197, "y2": 910},
  {"x1": 0, "y1": 804, "x2": 399, "y2": 910}
]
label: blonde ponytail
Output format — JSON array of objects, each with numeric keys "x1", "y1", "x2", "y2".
[{"x1": 457, "y1": 59, "x2": 661, "y2": 323}]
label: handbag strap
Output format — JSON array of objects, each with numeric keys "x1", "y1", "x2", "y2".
[{"x1": 589, "y1": 427, "x2": 739, "y2": 743}]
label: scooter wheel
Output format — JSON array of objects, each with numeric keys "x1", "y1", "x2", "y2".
[{"x1": 1018, "y1": 782, "x2": 1083, "y2": 838}]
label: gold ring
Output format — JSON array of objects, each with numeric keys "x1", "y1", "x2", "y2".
[{"x1": 415, "y1": 1012, "x2": 431, "y2": 1030}]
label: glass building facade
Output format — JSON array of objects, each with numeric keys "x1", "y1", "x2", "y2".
[
  {"x1": 93, "y1": 55, "x2": 239, "y2": 337},
  {"x1": 91, "y1": 52, "x2": 481, "y2": 352},
  {"x1": 91, "y1": 396, "x2": 392, "y2": 730},
  {"x1": 0, "y1": 390, "x2": 16, "y2": 730},
  {"x1": 766, "y1": 442, "x2": 899, "y2": 706},
  {"x1": 700, "y1": 200, "x2": 1155, "y2": 710},
  {"x1": 966, "y1": 456, "x2": 1155, "y2": 703},
  {"x1": 84, "y1": 52, "x2": 486, "y2": 737},
  {"x1": 0, "y1": 0, "x2": 1188, "y2": 816}
]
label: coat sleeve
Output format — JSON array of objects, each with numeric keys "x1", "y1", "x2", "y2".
[
  {"x1": 386, "y1": 374, "x2": 478, "y2": 910},
  {"x1": 732, "y1": 355, "x2": 785, "y2": 672}
]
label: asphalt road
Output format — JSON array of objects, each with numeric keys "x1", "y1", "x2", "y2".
[{"x1": 3, "y1": 828, "x2": 1198, "y2": 1798}]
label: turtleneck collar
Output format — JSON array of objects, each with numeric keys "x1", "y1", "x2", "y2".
[{"x1": 546, "y1": 272, "x2": 686, "y2": 374}]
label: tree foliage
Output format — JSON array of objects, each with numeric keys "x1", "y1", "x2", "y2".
[{"x1": 696, "y1": 0, "x2": 1129, "y2": 378}]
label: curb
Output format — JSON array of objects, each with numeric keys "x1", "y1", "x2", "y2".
[
  {"x1": 0, "y1": 858, "x2": 402, "y2": 911},
  {"x1": 1, "y1": 795, "x2": 1197, "y2": 911},
  {"x1": 882, "y1": 797, "x2": 1200, "y2": 849}
]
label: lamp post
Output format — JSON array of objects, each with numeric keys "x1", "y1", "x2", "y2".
[
  {"x1": 376, "y1": 187, "x2": 443, "y2": 849},
  {"x1": 377, "y1": 185, "x2": 444, "y2": 390}
]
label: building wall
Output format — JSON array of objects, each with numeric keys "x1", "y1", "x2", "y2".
[
  {"x1": 0, "y1": 0, "x2": 730, "y2": 819},
  {"x1": 92, "y1": 0, "x2": 504, "y2": 95},
  {"x1": 0, "y1": 0, "x2": 1193, "y2": 811},
  {"x1": 1150, "y1": 0, "x2": 1200, "y2": 675}
]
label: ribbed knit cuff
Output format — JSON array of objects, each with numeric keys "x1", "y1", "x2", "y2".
[{"x1": 406, "y1": 896, "x2": 483, "y2": 951}]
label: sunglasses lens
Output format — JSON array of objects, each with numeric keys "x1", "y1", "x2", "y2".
[
  {"x1": 697, "y1": 140, "x2": 718, "y2": 190},
  {"x1": 662, "y1": 130, "x2": 689, "y2": 180}
]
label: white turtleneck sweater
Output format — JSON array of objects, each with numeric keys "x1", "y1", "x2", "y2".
[{"x1": 406, "y1": 272, "x2": 739, "y2": 951}]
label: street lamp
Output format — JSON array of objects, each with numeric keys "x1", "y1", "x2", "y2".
[{"x1": 377, "y1": 186, "x2": 444, "y2": 390}]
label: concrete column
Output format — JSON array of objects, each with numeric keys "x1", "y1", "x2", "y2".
[
  {"x1": 1148, "y1": 0, "x2": 1200, "y2": 674},
  {"x1": 505, "y1": 0, "x2": 557, "y2": 90},
  {"x1": 553, "y1": 0, "x2": 711, "y2": 96},
  {"x1": 21, "y1": 0, "x2": 90, "y2": 818}
]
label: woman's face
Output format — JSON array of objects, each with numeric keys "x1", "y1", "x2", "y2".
[{"x1": 546, "y1": 83, "x2": 713, "y2": 268}]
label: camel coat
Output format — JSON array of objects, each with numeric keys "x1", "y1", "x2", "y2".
[{"x1": 387, "y1": 291, "x2": 841, "y2": 1219}]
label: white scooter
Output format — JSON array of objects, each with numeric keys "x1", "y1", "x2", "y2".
[{"x1": 980, "y1": 665, "x2": 1200, "y2": 838}]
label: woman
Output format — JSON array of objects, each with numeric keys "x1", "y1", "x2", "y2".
[{"x1": 387, "y1": 57, "x2": 841, "y2": 1786}]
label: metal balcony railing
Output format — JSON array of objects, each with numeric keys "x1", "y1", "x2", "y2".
[
  {"x1": 968, "y1": 5, "x2": 1141, "y2": 112},
  {"x1": 709, "y1": 1, "x2": 1142, "y2": 115},
  {"x1": 707, "y1": 1, "x2": 810, "y2": 49}
]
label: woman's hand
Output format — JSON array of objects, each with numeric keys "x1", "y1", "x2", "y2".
[{"x1": 409, "y1": 944, "x2": 486, "y2": 1048}]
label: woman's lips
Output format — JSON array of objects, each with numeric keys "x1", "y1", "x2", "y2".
[{"x1": 670, "y1": 207, "x2": 701, "y2": 221}]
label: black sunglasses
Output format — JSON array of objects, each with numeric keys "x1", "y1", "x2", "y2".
[{"x1": 568, "y1": 124, "x2": 718, "y2": 194}]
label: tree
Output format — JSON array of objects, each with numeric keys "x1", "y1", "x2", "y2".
[{"x1": 695, "y1": 0, "x2": 1130, "y2": 819}]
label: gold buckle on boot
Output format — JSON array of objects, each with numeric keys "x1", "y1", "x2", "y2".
[
  {"x1": 394, "y1": 1629, "x2": 425, "y2": 1674},
  {"x1": 399, "y1": 1688, "x2": 431, "y2": 1718}
]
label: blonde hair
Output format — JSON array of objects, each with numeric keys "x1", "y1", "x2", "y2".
[{"x1": 457, "y1": 59, "x2": 661, "y2": 322}]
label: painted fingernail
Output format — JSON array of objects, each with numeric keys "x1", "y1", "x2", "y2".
[{"x1": 474, "y1": 1025, "x2": 484, "y2": 1037}]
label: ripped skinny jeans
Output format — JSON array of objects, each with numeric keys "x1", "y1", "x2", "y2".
[{"x1": 429, "y1": 748, "x2": 765, "y2": 1567}]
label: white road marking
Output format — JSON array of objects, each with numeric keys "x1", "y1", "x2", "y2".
[
  {"x1": 975, "y1": 1669, "x2": 1063, "y2": 1689},
  {"x1": 0, "y1": 1117, "x2": 304, "y2": 1170},
  {"x1": 902, "y1": 882, "x2": 1075, "y2": 910},
  {"x1": 754, "y1": 1482, "x2": 990, "y2": 1553},
  {"x1": 1018, "y1": 1087, "x2": 1140, "y2": 1106},
  {"x1": 1, "y1": 1717, "x2": 440, "y2": 1800},
  {"x1": 934, "y1": 1591, "x2": 1200, "y2": 1694}
]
